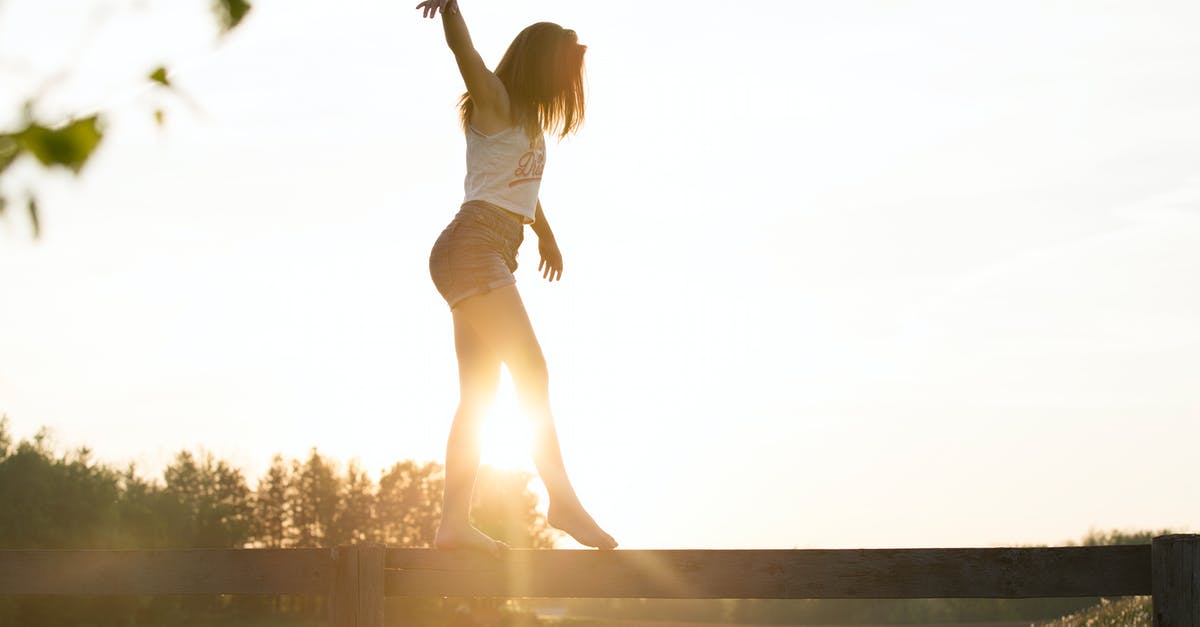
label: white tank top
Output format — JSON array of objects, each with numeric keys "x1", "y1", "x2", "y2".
[{"x1": 462, "y1": 125, "x2": 545, "y2": 223}]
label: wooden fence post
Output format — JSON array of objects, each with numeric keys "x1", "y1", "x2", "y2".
[
  {"x1": 1152, "y1": 534, "x2": 1200, "y2": 626},
  {"x1": 359, "y1": 544, "x2": 385, "y2": 627},
  {"x1": 331, "y1": 545, "x2": 359, "y2": 627},
  {"x1": 329, "y1": 544, "x2": 385, "y2": 627}
]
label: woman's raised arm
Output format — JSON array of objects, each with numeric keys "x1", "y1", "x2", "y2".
[{"x1": 415, "y1": 0, "x2": 508, "y2": 119}]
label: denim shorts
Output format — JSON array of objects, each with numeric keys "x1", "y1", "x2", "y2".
[{"x1": 429, "y1": 201, "x2": 525, "y2": 309}]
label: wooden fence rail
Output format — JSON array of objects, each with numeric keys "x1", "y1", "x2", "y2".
[{"x1": 0, "y1": 534, "x2": 1195, "y2": 626}]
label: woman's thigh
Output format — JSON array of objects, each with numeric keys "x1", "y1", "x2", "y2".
[
  {"x1": 452, "y1": 285, "x2": 545, "y2": 372},
  {"x1": 453, "y1": 312, "x2": 502, "y2": 405}
]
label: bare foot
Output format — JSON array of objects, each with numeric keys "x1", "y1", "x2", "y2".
[
  {"x1": 435, "y1": 523, "x2": 506, "y2": 557},
  {"x1": 548, "y1": 502, "x2": 618, "y2": 550}
]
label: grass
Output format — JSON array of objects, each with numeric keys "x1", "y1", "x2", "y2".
[{"x1": 1036, "y1": 596, "x2": 1151, "y2": 627}]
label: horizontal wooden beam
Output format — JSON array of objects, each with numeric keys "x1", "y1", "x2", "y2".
[
  {"x1": 0, "y1": 549, "x2": 331, "y2": 595},
  {"x1": 386, "y1": 546, "x2": 1151, "y2": 599},
  {"x1": 0, "y1": 545, "x2": 1153, "y2": 599}
]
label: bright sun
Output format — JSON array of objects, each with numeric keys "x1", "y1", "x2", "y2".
[{"x1": 478, "y1": 371, "x2": 536, "y2": 471}]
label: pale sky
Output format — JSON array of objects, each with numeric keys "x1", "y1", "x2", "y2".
[{"x1": 1, "y1": 0, "x2": 1197, "y2": 550}]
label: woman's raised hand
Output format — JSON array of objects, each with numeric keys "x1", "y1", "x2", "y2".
[{"x1": 415, "y1": 0, "x2": 458, "y2": 18}]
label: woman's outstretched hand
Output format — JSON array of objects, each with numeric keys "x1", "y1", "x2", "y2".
[
  {"x1": 538, "y1": 237, "x2": 563, "y2": 282},
  {"x1": 415, "y1": 0, "x2": 457, "y2": 18}
]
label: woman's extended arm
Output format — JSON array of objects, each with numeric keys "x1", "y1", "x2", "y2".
[
  {"x1": 532, "y1": 200, "x2": 563, "y2": 282},
  {"x1": 415, "y1": 0, "x2": 508, "y2": 119}
]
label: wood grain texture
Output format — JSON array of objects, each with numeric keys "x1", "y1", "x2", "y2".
[
  {"x1": 1152, "y1": 534, "x2": 1200, "y2": 627},
  {"x1": 0, "y1": 549, "x2": 330, "y2": 595},
  {"x1": 0, "y1": 545, "x2": 1157, "y2": 602},
  {"x1": 385, "y1": 546, "x2": 1151, "y2": 599},
  {"x1": 358, "y1": 544, "x2": 386, "y2": 627},
  {"x1": 331, "y1": 545, "x2": 358, "y2": 627}
]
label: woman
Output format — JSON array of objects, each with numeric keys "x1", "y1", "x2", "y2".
[{"x1": 417, "y1": 0, "x2": 617, "y2": 553}]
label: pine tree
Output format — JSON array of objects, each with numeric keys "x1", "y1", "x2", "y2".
[{"x1": 254, "y1": 454, "x2": 291, "y2": 548}]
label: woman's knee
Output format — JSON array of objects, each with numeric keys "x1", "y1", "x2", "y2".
[
  {"x1": 453, "y1": 395, "x2": 492, "y2": 424},
  {"x1": 510, "y1": 348, "x2": 549, "y2": 388}
]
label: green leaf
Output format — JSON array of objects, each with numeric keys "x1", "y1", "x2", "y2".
[
  {"x1": 213, "y1": 0, "x2": 252, "y2": 33},
  {"x1": 28, "y1": 195, "x2": 40, "y2": 239},
  {"x1": 16, "y1": 115, "x2": 104, "y2": 174},
  {"x1": 0, "y1": 134, "x2": 19, "y2": 175},
  {"x1": 149, "y1": 66, "x2": 171, "y2": 87},
  {"x1": 0, "y1": 194, "x2": 7, "y2": 217}
]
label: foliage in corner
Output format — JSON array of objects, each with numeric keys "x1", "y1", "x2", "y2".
[
  {"x1": 148, "y1": 66, "x2": 172, "y2": 88},
  {"x1": 213, "y1": 0, "x2": 253, "y2": 34},
  {"x1": 15, "y1": 116, "x2": 104, "y2": 174},
  {"x1": 0, "y1": 0, "x2": 252, "y2": 237}
]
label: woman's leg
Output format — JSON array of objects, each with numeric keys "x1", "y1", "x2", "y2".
[
  {"x1": 434, "y1": 312, "x2": 506, "y2": 556},
  {"x1": 453, "y1": 284, "x2": 617, "y2": 550}
]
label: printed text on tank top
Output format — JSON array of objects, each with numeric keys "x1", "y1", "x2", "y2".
[{"x1": 511, "y1": 137, "x2": 545, "y2": 188}]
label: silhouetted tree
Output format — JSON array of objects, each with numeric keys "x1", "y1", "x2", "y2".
[
  {"x1": 162, "y1": 450, "x2": 253, "y2": 548},
  {"x1": 288, "y1": 448, "x2": 340, "y2": 547},
  {"x1": 0, "y1": 428, "x2": 122, "y2": 549},
  {"x1": 377, "y1": 460, "x2": 444, "y2": 547},
  {"x1": 334, "y1": 460, "x2": 377, "y2": 545},
  {"x1": 471, "y1": 467, "x2": 558, "y2": 549},
  {"x1": 114, "y1": 463, "x2": 171, "y2": 549},
  {"x1": 252, "y1": 453, "x2": 291, "y2": 548}
]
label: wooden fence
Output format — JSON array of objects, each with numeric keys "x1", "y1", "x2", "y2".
[{"x1": 0, "y1": 534, "x2": 1195, "y2": 626}]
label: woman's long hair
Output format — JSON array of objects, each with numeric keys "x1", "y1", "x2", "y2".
[{"x1": 460, "y1": 22, "x2": 587, "y2": 139}]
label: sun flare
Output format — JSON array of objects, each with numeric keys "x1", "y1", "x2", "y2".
[{"x1": 478, "y1": 373, "x2": 536, "y2": 471}]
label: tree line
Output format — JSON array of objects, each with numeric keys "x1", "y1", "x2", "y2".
[{"x1": 0, "y1": 417, "x2": 553, "y2": 625}]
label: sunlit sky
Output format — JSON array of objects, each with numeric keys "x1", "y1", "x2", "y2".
[{"x1": 1, "y1": 0, "x2": 1197, "y2": 550}]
